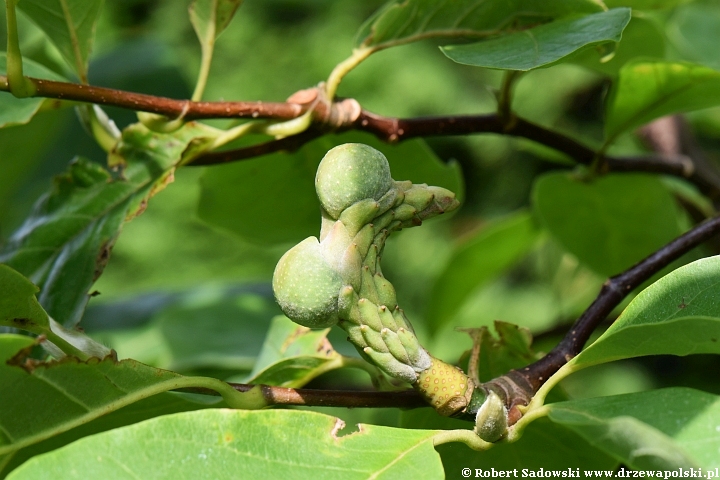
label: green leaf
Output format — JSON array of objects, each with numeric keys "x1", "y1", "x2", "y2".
[
  {"x1": 1, "y1": 392, "x2": 213, "y2": 477},
  {"x1": 198, "y1": 131, "x2": 462, "y2": 245},
  {"x1": 16, "y1": 0, "x2": 104, "y2": 81},
  {"x1": 667, "y1": 2, "x2": 720, "y2": 71},
  {"x1": 441, "y1": 9, "x2": 631, "y2": 71},
  {"x1": 604, "y1": 0, "x2": 688, "y2": 9},
  {"x1": 8, "y1": 409, "x2": 444, "y2": 479},
  {"x1": 548, "y1": 388, "x2": 720, "y2": 469},
  {"x1": 356, "y1": 0, "x2": 604, "y2": 50},
  {"x1": 0, "y1": 54, "x2": 67, "y2": 128},
  {"x1": 570, "y1": 15, "x2": 665, "y2": 76},
  {"x1": 244, "y1": 315, "x2": 340, "y2": 388},
  {"x1": 0, "y1": 264, "x2": 110, "y2": 359},
  {"x1": 155, "y1": 291, "x2": 280, "y2": 372},
  {"x1": 605, "y1": 60, "x2": 720, "y2": 142},
  {"x1": 190, "y1": 0, "x2": 243, "y2": 45},
  {"x1": 0, "y1": 334, "x2": 261, "y2": 464},
  {"x1": 572, "y1": 256, "x2": 720, "y2": 368},
  {"x1": 427, "y1": 212, "x2": 539, "y2": 332},
  {"x1": 532, "y1": 173, "x2": 684, "y2": 277},
  {"x1": 0, "y1": 122, "x2": 214, "y2": 327}
]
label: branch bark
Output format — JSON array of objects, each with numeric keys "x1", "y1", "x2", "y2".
[
  {"x1": 181, "y1": 384, "x2": 427, "y2": 409},
  {"x1": 508, "y1": 213, "x2": 720, "y2": 393}
]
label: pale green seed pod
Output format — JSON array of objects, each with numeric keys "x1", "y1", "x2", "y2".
[
  {"x1": 316, "y1": 144, "x2": 394, "y2": 219},
  {"x1": 474, "y1": 391, "x2": 508, "y2": 443},
  {"x1": 272, "y1": 237, "x2": 342, "y2": 328}
]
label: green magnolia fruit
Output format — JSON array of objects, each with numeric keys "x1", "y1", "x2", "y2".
[
  {"x1": 272, "y1": 237, "x2": 343, "y2": 328},
  {"x1": 315, "y1": 144, "x2": 394, "y2": 219}
]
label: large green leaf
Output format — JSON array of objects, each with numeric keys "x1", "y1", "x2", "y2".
[
  {"x1": 548, "y1": 388, "x2": 720, "y2": 469},
  {"x1": 8, "y1": 409, "x2": 444, "y2": 479},
  {"x1": 0, "y1": 264, "x2": 110, "y2": 359},
  {"x1": 532, "y1": 173, "x2": 684, "y2": 277},
  {"x1": 0, "y1": 334, "x2": 259, "y2": 465},
  {"x1": 198, "y1": 131, "x2": 462, "y2": 245},
  {"x1": 356, "y1": 0, "x2": 604, "y2": 50},
  {"x1": 605, "y1": 60, "x2": 720, "y2": 142},
  {"x1": 572, "y1": 256, "x2": 720, "y2": 368},
  {"x1": 426, "y1": 212, "x2": 539, "y2": 332},
  {"x1": 244, "y1": 315, "x2": 340, "y2": 388},
  {"x1": 16, "y1": 0, "x2": 104, "y2": 80},
  {"x1": 441, "y1": 9, "x2": 631, "y2": 71},
  {"x1": 0, "y1": 54, "x2": 67, "y2": 128},
  {"x1": 0, "y1": 122, "x2": 214, "y2": 327}
]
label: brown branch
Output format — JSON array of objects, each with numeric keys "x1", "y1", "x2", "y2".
[
  {"x1": 180, "y1": 383, "x2": 427, "y2": 409},
  {"x1": 506, "y1": 213, "x2": 720, "y2": 394},
  {"x1": 0, "y1": 75, "x2": 304, "y2": 120},
  {"x1": 5, "y1": 74, "x2": 720, "y2": 198}
]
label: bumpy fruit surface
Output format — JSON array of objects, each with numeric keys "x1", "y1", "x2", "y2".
[
  {"x1": 315, "y1": 143, "x2": 394, "y2": 219},
  {"x1": 272, "y1": 237, "x2": 342, "y2": 328}
]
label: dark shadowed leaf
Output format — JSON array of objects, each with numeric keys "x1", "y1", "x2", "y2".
[
  {"x1": 532, "y1": 173, "x2": 684, "y2": 276},
  {"x1": 427, "y1": 212, "x2": 539, "y2": 332},
  {"x1": 0, "y1": 123, "x2": 214, "y2": 327},
  {"x1": 441, "y1": 9, "x2": 631, "y2": 71},
  {"x1": 0, "y1": 264, "x2": 110, "y2": 358}
]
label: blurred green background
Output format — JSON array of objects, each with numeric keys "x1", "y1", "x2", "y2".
[{"x1": 3, "y1": 0, "x2": 720, "y2": 423}]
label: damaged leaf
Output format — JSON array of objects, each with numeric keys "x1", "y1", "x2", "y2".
[
  {"x1": 7, "y1": 409, "x2": 444, "y2": 479},
  {"x1": 0, "y1": 122, "x2": 215, "y2": 327},
  {"x1": 0, "y1": 334, "x2": 263, "y2": 464},
  {"x1": 244, "y1": 315, "x2": 341, "y2": 388},
  {"x1": 459, "y1": 321, "x2": 539, "y2": 382},
  {"x1": 0, "y1": 264, "x2": 110, "y2": 359}
]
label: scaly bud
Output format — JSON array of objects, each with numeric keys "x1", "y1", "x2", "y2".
[{"x1": 363, "y1": 347, "x2": 417, "y2": 384}]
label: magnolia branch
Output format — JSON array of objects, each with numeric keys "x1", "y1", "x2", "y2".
[
  {"x1": 2, "y1": 75, "x2": 718, "y2": 200},
  {"x1": 183, "y1": 384, "x2": 427, "y2": 409},
  {"x1": 502, "y1": 213, "x2": 720, "y2": 395}
]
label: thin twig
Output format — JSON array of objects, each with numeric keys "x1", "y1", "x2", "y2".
[
  {"x1": 512, "y1": 214, "x2": 720, "y2": 393},
  {"x1": 180, "y1": 384, "x2": 427, "y2": 409}
]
